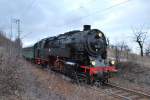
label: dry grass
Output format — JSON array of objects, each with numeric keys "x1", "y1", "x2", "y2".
[
  {"x1": 116, "y1": 61, "x2": 150, "y2": 86},
  {"x1": 0, "y1": 31, "x2": 24, "y2": 99},
  {"x1": 108, "y1": 45, "x2": 150, "y2": 94},
  {"x1": 108, "y1": 48, "x2": 150, "y2": 67},
  {"x1": 23, "y1": 62, "x2": 116, "y2": 100}
]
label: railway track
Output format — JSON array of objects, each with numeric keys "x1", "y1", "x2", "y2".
[{"x1": 90, "y1": 83, "x2": 150, "y2": 100}]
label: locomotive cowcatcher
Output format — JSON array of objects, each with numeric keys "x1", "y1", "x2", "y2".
[{"x1": 23, "y1": 25, "x2": 117, "y2": 85}]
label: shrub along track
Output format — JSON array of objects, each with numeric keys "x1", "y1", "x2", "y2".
[
  {"x1": 23, "y1": 61, "x2": 117, "y2": 100},
  {"x1": 23, "y1": 60, "x2": 150, "y2": 100}
]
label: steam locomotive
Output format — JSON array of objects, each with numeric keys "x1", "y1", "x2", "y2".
[{"x1": 23, "y1": 25, "x2": 117, "y2": 85}]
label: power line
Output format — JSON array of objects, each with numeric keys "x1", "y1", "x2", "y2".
[
  {"x1": 8, "y1": 18, "x2": 13, "y2": 39},
  {"x1": 21, "y1": 32, "x2": 32, "y2": 39},
  {"x1": 9, "y1": 0, "x2": 38, "y2": 40},
  {"x1": 65, "y1": 0, "x2": 132, "y2": 27},
  {"x1": 50, "y1": 0, "x2": 132, "y2": 29},
  {"x1": 13, "y1": 19, "x2": 21, "y2": 39},
  {"x1": 14, "y1": 0, "x2": 39, "y2": 39},
  {"x1": 21, "y1": 0, "x2": 132, "y2": 39}
]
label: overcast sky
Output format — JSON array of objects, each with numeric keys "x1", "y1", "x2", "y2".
[{"x1": 0, "y1": 0, "x2": 150, "y2": 53}]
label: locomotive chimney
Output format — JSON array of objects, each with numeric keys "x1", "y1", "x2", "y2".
[{"x1": 83, "y1": 25, "x2": 91, "y2": 31}]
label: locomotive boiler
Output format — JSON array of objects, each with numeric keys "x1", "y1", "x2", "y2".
[{"x1": 23, "y1": 25, "x2": 117, "y2": 85}]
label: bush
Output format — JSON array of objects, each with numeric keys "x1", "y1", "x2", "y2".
[{"x1": 0, "y1": 31, "x2": 24, "y2": 98}]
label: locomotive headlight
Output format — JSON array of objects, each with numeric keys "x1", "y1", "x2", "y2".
[
  {"x1": 91, "y1": 61, "x2": 96, "y2": 66},
  {"x1": 98, "y1": 33, "x2": 102, "y2": 37},
  {"x1": 111, "y1": 60, "x2": 115, "y2": 65}
]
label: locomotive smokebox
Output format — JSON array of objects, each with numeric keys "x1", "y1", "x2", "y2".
[{"x1": 83, "y1": 25, "x2": 91, "y2": 31}]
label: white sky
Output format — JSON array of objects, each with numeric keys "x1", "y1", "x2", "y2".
[{"x1": 0, "y1": 0, "x2": 150, "y2": 53}]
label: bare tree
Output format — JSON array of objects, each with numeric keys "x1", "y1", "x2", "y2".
[
  {"x1": 132, "y1": 26, "x2": 147, "y2": 56},
  {"x1": 114, "y1": 41, "x2": 131, "y2": 63}
]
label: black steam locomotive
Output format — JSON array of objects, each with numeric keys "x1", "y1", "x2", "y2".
[{"x1": 23, "y1": 25, "x2": 117, "y2": 85}]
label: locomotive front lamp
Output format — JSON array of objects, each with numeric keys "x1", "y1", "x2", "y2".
[
  {"x1": 98, "y1": 33, "x2": 102, "y2": 37},
  {"x1": 111, "y1": 60, "x2": 115, "y2": 65},
  {"x1": 91, "y1": 61, "x2": 96, "y2": 66}
]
